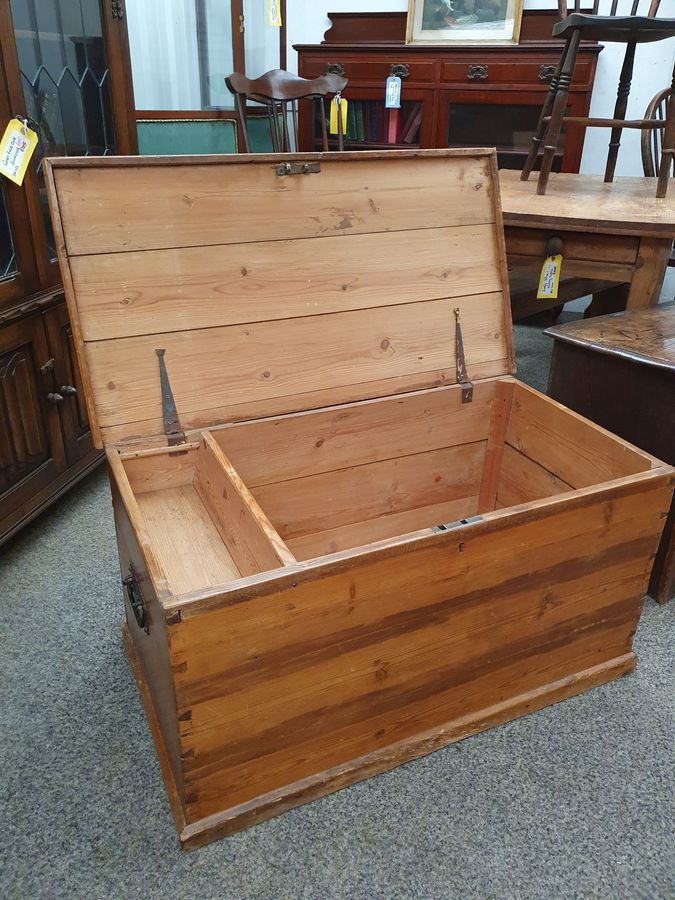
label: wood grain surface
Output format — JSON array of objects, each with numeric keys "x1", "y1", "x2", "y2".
[
  {"x1": 45, "y1": 151, "x2": 514, "y2": 446},
  {"x1": 545, "y1": 301, "x2": 675, "y2": 371},
  {"x1": 500, "y1": 169, "x2": 675, "y2": 237},
  {"x1": 165, "y1": 472, "x2": 671, "y2": 824}
]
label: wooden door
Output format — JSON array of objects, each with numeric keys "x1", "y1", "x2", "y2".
[
  {"x1": 0, "y1": 313, "x2": 66, "y2": 518},
  {"x1": 43, "y1": 303, "x2": 95, "y2": 468}
]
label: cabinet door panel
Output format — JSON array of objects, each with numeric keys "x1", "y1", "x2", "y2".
[
  {"x1": 439, "y1": 89, "x2": 588, "y2": 172},
  {"x1": 43, "y1": 302, "x2": 95, "y2": 467},
  {"x1": 0, "y1": 314, "x2": 66, "y2": 509}
]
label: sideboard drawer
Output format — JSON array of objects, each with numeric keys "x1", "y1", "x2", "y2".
[
  {"x1": 303, "y1": 58, "x2": 437, "y2": 84},
  {"x1": 442, "y1": 59, "x2": 594, "y2": 88}
]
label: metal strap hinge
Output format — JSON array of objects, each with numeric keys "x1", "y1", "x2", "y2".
[
  {"x1": 454, "y1": 307, "x2": 473, "y2": 404},
  {"x1": 432, "y1": 515, "x2": 483, "y2": 534},
  {"x1": 155, "y1": 348, "x2": 186, "y2": 446}
]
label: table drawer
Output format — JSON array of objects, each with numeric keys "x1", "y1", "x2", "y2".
[
  {"x1": 505, "y1": 228, "x2": 639, "y2": 280},
  {"x1": 442, "y1": 59, "x2": 594, "y2": 88},
  {"x1": 302, "y1": 58, "x2": 437, "y2": 84}
]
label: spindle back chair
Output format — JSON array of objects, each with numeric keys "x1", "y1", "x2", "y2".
[
  {"x1": 522, "y1": 0, "x2": 674, "y2": 197},
  {"x1": 225, "y1": 69, "x2": 348, "y2": 154}
]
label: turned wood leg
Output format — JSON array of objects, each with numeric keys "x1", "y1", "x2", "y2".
[
  {"x1": 537, "y1": 30, "x2": 581, "y2": 196},
  {"x1": 626, "y1": 236, "x2": 672, "y2": 309},
  {"x1": 656, "y1": 66, "x2": 675, "y2": 199},
  {"x1": 604, "y1": 43, "x2": 637, "y2": 184},
  {"x1": 521, "y1": 38, "x2": 570, "y2": 182}
]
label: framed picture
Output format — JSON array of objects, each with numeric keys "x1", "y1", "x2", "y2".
[{"x1": 406, "y1": 0, "x2": 524, "y2": 46}]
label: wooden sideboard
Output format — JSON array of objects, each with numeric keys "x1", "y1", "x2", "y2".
[{"x1": 295, "y1": 10, "x2": 601, "y2": 172}]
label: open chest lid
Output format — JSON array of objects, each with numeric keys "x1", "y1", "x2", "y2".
[{"x1": 45, "y1": 149, "x2": 514, "y2": 448}]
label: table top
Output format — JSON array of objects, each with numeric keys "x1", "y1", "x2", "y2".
[
  {"x1": 545, "y1": 301, "x2": 675, "y2": 371},
  {"x1": 499, "y1": 170, "x2": 675, "y2": 238}
]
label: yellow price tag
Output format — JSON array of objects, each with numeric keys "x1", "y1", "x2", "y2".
[
  {"x1": 329, "y1": 97, "x2": 348, "y2": 135},
  {"x1": 0, "y1": 117, "x2": 38, "y2": 186},
  {"x1": 537, "y1": 254, "x2": 563, "y2": 300},
  {"x1": 268, "y1": 0, "x2": 282, "y2": 26}
]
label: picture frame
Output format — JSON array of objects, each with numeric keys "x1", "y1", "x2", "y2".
[{"x1": 406, "y1": 0, "x2": 524, "y2": 46}]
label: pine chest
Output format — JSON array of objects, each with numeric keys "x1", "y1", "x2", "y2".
[{"x1": 45, "y1": 150, "x2": 673, "y2": 849}]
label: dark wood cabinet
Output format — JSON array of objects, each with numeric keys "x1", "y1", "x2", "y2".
[
  {"x1": 295, "y1": 10, "x2": 601, "y2": 171},
  {"x1": 43, "y1": 302, "x2": 94, "y2": 468},
  {"x1": 0, "y1": 306, "x2": 69, "y2": 533},
  {"x1": 0, "y1": 0, "x2": 137, "y2": 545}
]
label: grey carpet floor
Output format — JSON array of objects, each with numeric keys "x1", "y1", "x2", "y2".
[{"x1": 2, "y1": 315, "x2": 674, "y2": 900}]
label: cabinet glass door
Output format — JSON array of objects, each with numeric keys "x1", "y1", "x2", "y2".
[
  {"x1": 441, "y1": 91, "x2": 587, "y2": 173},
  {"x1": 9, "y1": 0, "x2": 117, "y2": 274}
]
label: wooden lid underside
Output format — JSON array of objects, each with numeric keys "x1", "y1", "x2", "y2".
[{"x1": 46, "y1": 150, "x2": 514, "y2": 447}]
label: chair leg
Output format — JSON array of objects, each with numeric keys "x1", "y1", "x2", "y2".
[
  {"x1": 537, "y1": 30, "x2": 581, "y2": 195},
  {"x1": 656, "y1": 68, "x2": 675, "y2": 198},
  {"x1": 604, "y1": 42, "x2": 637, "y2": 183},
  {"x1": 235, "y1": 94, "x2": 251, "y2": 153},
  {"x1": 521, "y1": 36, "x2": 570, "y2": 182}
]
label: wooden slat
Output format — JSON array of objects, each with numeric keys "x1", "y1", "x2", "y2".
[
  {"x1": 86, "y1": 294, "x2": 507, "y2": 434},
  {"x1": 496, "y1": 444, "x2": 573, "y2": 508},
  {"x1": 477, "y1": 379, "x2": 513, "y2": 512},
  {"x1": 506, "y1": 382, "x2": 653, "y2": 489},
  {"x1": 122, "y1": 445, "x2": 199, "y2": 494},
  {"x1": 53, "y1": 155, "x2": 495, "y2": 256},
  {"x1": 507, "y1": 255, "x2": 635, "y2": 283},
  {"x1": 71, "y1": 225, "x2": 502, "y2": 341},
  {"x1": 101, "y1": 365, "x2": 509, "y2": 447},
  {"x1": 194, "y1": 433, "x2": 295, "y2": 575},
  {"x1": 252, "y1": 441, "x2": 487, "y2": 540},
  {"x1": 215, "y1": 382, "x2": 496, "y2": 488},
  {"x1": 287, "y1": 496, "x2": 479, "y2": 560},
  {"x1": 136, "y1": 485, "x2": 241, "y2": 595}
]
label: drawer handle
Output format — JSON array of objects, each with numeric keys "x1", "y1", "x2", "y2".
[
  {"x1": 546, "y1": 236, "x2": 565, "y2": 256},
  {"x1": 123, "y1": 566, "x2": 148, "y2": 633},
  {"x1": 390, "y1": 64, "x2": 409, "y2": 79},
  {"x1": 46, "y1": 392, "x2": 64, "y2": 403},
  {"x1": 60, "y1": 384, "x2": 77, "y2": 396},
  {"x1": 467, "y1": 64, "x2": 488, "y2": 81},
  {"x1": 326, "y1": 63, "x2": 345, "y2": 77},
  {"x1": 539, "y1": 65, "x2": 557, "y2": 82}
]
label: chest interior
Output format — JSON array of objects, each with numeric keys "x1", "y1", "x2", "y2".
[{"x1": 116, "y1": 376, "x2": 656, "y2": 597}]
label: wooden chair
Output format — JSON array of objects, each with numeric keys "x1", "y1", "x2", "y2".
[
  {"x1": 642, "y1": 84, "x2": 674, "y2": 176},
  {"x1": 642, "y1": 86, "x2": 675, "y2": 269},
  {"x1": 521, "y1": 1, "x2": 675, "y2": 197},
  {"x1": 225, "y1": 69, "x2": 348, "y2": 153}
]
